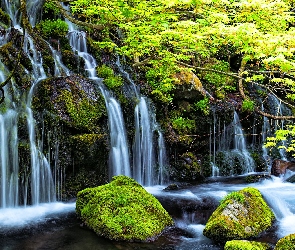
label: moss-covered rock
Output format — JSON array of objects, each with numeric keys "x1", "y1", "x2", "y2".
[
  {"x1": 76, "y1": 175, "x2": 174, "y2": 241},
  {"x1": 203, "y1": 187, "x2": 275, "y2": 242},
  {"x1": 274, "y1": 233, "x2": 295, "y2": 250},
  {"x1": 224, "y1": 240, "x2": 271, "y2": 250}
]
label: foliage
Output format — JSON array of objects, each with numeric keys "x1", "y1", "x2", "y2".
[
  {"x1": 96, "y1": 65, "x2": 123, "y2": 89},
  {"x1": 203, "y1": 187, "x2": 275, "y2": 242},
  {"x1": 37, "y1": 19, "x2": 68, "y2": 38},
  {"x1": 275, "y1": 233, "x2": 295, "y2": 250},
  {"x1": 241, "y1": 99, "x2": 255, "y2": 113},
  {"x1": 172, "y1": 116, "x2": 195, "y2": 134},
  {"x1": 66, "y1": 0, "x2": 295, "y2": 109},
  {"x1": 76, "y1": 175, "x2": 174, "y2": 241},
  {"x1": 225, "y1": 240, "x2": 271, "y2": 250},
  {"x1": 265, "y1": 125, "x2": 295, "y2": 157},
  {"x1": 195, "y1": 97, "x2": 210, "y2": 116}
]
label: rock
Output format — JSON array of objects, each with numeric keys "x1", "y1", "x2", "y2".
[
  {"x1": 76, "y1": 175, "x2": 174, "y2": 241},
  {"x1": 274, "y1": 233, "x2": 295, "y2": 250},
  {"x1": 286, "y1": 174, "x2": 295, "y2": 183},
  {"x1": 271, "y1": 159, "x2": 295, "y2": 176},
  {"x1": 203, "y1": 187, "x2": 275, "y2": 242},
  {"x1": 163, "y1": 183, "x2": 179, "y2": 191},
  {"x1": 224, "y1": 240, "x2": 271, "y2": 250}
]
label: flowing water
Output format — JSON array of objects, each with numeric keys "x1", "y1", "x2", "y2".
[
  {"x1": 2, "y1": 176, "x2": 295, "y2": 249},
  {"x1": 116, "y1": 58, "x2": 168, "y2": 186},
  {"x1": 211, "y1": 111, "x2": 255, "y2": 176},
  {"x1": 66, "y1": 19, "x2": 132, "y2": 178}
]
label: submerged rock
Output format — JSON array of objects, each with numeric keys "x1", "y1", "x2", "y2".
[
  {"x1": 76, "y1": 175, "x2": 174, "y2": 241},
  {"x1": 224, "y1": 240, "x2": 271, "y2": 250},
  {"x1": 203, "y1": 187, "x2": 275, "y2": 242},
  {"x1": 275, "y1": 233, "x2": 295, "y2": 250}
]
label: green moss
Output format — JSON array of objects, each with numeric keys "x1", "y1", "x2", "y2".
[
  {"x1": 58, "y1": 89, "x2": 104, "y2": 132},
  {"x1": 203, "y1": 187, "x2": 275, "y2": 242},
  {"x1": 37, "y1": 19, "x2": 68, "y2": 38},
  {"x1": 76, "y1": 175, "x2": 174, "y2": 241},
  {"x1": 275, "y1": 233, "x2": 295, "y2": 250},
  {"x1": 97, "y1": 65, "x2": 123, "y2": 90},
  {"x1": 225, "y1": 240, "x2": 271, "y2": 250}
]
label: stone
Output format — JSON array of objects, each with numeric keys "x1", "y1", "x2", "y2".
[
  {"x1": 76, "y1": 175, "x2": 174, "y2": 241},
  {"x1": 203, "y1": 187, "x2": 275, "y2": 242},
  {"x1": 271, "y1": 159, "x2": 295, "y2": 177}
]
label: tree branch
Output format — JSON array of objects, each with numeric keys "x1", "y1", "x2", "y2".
[{"x1": 179, "y1": 60, "x2": 295, "y2": 120}]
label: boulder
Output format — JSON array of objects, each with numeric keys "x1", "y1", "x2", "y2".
[
  {"x1": 203, "y1": 187, "x2": 275, "y2": 242},
  {"x1": 275, "y1": 233, "x2": 295, "y2": 250},
  {"x1": 271, "y1": 159, "x2": 295, "y2": 176},
  {"x1": 76, "y1": 175, "x2": 174, "y2": 241},
  {"x1": 224, "y1": 240, "x2": 271, "y2": 250}
]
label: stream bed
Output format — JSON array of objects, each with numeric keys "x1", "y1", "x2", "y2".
[{"x1": 1, "y1": 174, "x2": 294, "y2": 250}]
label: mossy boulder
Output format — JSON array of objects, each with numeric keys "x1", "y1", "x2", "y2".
[
  {"x1": 203, "y1": 187, "x2": 275, "y2": 242},
  {"x1": 76, "y1": 175, "x2": 174, "y2": 241},
  {"x1": 224, "y1": 240, "x2": 271, "y2": 250},
  {"x1": 274, "y1": 233, "x2": 295, "y2": 250}
]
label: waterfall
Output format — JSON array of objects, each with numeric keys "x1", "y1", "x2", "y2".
[
  {"x1": 213, "y1": 111, "x2": 255, "y2": 175},
  {"x1": 66, "y1": 20, "x2": 131, "y2": 178},
  {"x1": 23, "y1": 34, "x2": 56, "y2": 205},
  {"x1": 116, "y1": 57, "x2": 168, "y2": 186},
  {"x1": 261, "y1": 104, "x2": 272, "y2": 169}
]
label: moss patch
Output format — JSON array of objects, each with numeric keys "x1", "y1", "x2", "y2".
[
  {"x1": 225, "y1": 240, "x2": 271, "y2": 250},
  {"x1": 203, "y1": 187, "x2": 275, "y2": 242},
  {"x1": 275, "y1": 233, "x2": 295, "y2": 250},
  {"x1": 76, "y1": 175, "x2": 174, "y2": 241}
]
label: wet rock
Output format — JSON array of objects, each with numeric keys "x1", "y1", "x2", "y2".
[
  {"x1": 285, "y1": 174, "x2": 295, "y2": 183},
  {"x1": 163, "y1": 184, "x2": 179, "y2": 191},
  {"x1": 271, "y1": 159, "x2": 295, "y2": 177},
  {"x1": 274, "y1": 233, "x2": 295, "y2": 250},
  {"x1": 203, "y1": 187, "x2": 275, "y2": 242}
]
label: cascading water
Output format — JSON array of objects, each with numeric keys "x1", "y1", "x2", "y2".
[
  {"x1": 116, "y1": 57, "x2": 168, "y2": 186},
  {"x1": 213, "y1": 111, "x2": 255, "y2": 175},
  {"x1": 66, "y1": 19, "x2": 131, "y2": 178}
]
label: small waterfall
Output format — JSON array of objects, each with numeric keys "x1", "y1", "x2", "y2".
[
  {"x1": 66, "y1": 20, "x2": 131, "y2": 178},
  {"x1": 133, "y1": 97, "x2": 154, "y2": 186},
  {"x1": 261, "y1": 104, "x2": 271, "y2": 169},
  {"x1": 2, "y1": 0, "x2": 20, "y2": 28},
  {"x1": 116, "y1": 58, "x2": 168, "y2": 186},
  {"x1": 0, "y1": 89, "x2": 19, "y2": 208},
  {"x1": 213, "y1": 111, "x2": 255, "y2": 175},
  {"x1": 23, "y1": 34, "x2": 56, "y2": 205}
]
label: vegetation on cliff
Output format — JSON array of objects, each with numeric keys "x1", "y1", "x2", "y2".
[{"x1": 76, "y1": 175, "x2": 174, "y2": 241}]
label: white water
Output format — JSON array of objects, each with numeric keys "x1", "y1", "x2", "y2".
[
  {"x1": 66, "y1": 19, "x2": 131, "y2": 178},
  {"x1": 0, "y1": 202, "x2": 75, "y2": 228},
  {"x1": 147, "y1": 177, "x2": 295, "y2": 245},
  {"x1": 212, "y1": 111, "x2": 255, "y2": 175},
  {"x1": 116, "y1": 58, "x2": 168, "y2": 186}
]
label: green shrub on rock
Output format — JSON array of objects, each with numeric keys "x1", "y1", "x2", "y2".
[
  {"x1": 76, "y1": 175, "x2": 174, "y2": 241},
  {"x1": 203, "y1": 187, "x2": 275, "y2": 242},
  {"x1": 225, "y1": 240, "x2": 271, "y2": 250},
  {"x1": 275, "y1": 233, "x2": 295, "y2": 250}
]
